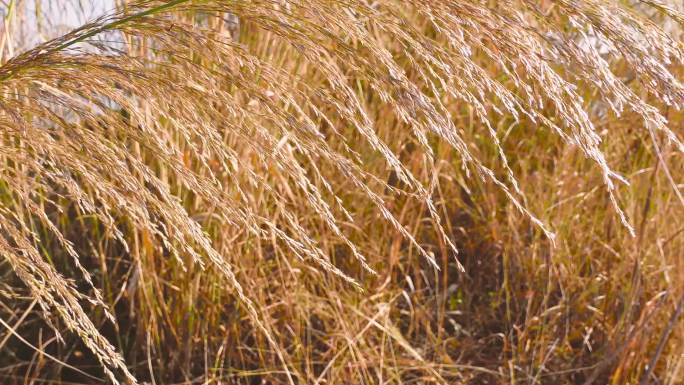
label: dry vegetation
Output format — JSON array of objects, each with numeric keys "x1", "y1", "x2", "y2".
[{"x1": 0, "y1": 0, "x2": 683, "y2": 384}]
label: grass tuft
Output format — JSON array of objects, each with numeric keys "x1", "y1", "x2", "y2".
[{"x1": 0, "y1": 1, "x2": 683, "y2": 383}]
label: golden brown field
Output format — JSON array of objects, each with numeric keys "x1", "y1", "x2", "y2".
[{"x1": 0, "y1": 1, "x2": 683, "y2": 384}]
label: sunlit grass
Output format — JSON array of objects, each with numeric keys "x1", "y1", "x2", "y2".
[{"x1": 0, "y1": 1, "x2": 683, "y2": 384}]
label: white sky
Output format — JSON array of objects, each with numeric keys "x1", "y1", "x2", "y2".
[{"x1": 1, "y1": 0, "x2": 117, "y2": 55}]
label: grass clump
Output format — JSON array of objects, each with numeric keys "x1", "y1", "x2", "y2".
[{"x1": 0, "y1": 0, "x2": 683, "y2": 383}]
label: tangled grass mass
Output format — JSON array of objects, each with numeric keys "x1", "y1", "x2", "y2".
[{"x1": 1, "y1": 0, "x2": 684, "y2": 383}]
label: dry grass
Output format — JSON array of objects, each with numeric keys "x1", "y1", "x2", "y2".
[{"x1": 0, "y1": 0, "x2": 683, "y2": 383}]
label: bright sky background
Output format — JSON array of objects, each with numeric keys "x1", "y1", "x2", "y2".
[{"x1": 1, "y1": 0, "x2": 116, "y2": 56}]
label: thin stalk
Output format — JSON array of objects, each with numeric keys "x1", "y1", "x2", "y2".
[
  {"x1": 639, "y1": 291, "x2": 684, "y2": 385},
  {"x1": 52, "y1": 0, "x2": 192, "y2": 52}
]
